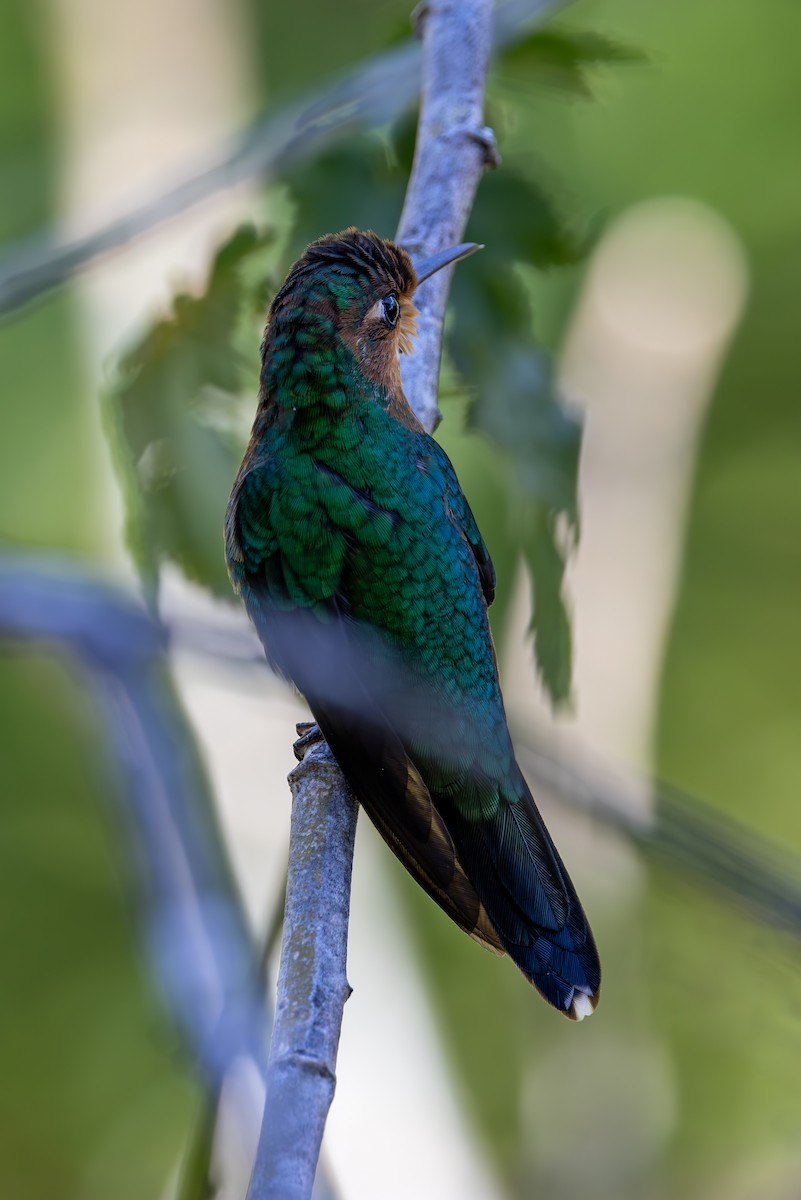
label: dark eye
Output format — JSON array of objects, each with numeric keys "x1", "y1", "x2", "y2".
[{"x1": 381, "y1": 293, "x2": 400, "y2": 328}]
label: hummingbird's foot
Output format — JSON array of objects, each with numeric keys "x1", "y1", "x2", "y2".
[{"x1": 294, "y1": 721, "x2": 325, "y2": 761}]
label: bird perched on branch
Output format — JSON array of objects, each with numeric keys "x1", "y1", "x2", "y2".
[{"x1": 225, "y1": 228, "x2": 600, "y2": 1019}]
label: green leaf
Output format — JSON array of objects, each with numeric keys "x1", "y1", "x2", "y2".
[
  {"x1": 498, "y1": 26, "x2": 646, "y2": 98},
  {"x1": 521, "y1": 506, "x2": 574, "y2": 705},
  {"x1": 450, "y1": 258, "x2": 582, "y2": 706},
  {"x1": 466, "y1": 167, "x2": 585, "y2": 270},
  {"x1": 106, "y1": 224, "x2": 276, "y2": 599}
]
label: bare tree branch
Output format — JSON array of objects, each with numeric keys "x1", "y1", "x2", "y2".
[
  {"x1": 397, "y1": 0, "x2": 501, "y2": 429},
  {"x1": 246, "y1": 732, "x2": 358, "y2": 1200},
  {"x1": 249, "y1": 1, "x2": 501, "y2": 1196}
]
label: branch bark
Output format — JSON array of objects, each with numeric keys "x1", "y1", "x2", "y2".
[
  {"x1": 397, "y1": 0, "x2": 500, "y2": 429},
  {"x1": 250, "y1": 1, "x2": 499, "y2": 1196},
  {"x1": 246, "y1": 732, "x2": 358, "y2": 1200}
]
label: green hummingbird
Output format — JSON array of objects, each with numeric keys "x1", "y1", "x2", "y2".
[{"x1": 226, "y1": 229, "x2": 600, "y2": 1019}]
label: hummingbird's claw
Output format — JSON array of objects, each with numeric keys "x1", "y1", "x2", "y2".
[{"x1": 294, "y1": 721, "x2": 325, "y2": 760}]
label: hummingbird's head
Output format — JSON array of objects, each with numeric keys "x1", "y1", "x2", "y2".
[{"x1": 261, "y1": 229, "x2": 479, "y2": 414}]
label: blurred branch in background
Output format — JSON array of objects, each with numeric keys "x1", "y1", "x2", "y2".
[
  {"x1": 0, "y1": 0, "x2": 562, "y2": 322},
  {"x1": 517, "y1": 738, "x2": 801, "y2": 946},
  {"x1": 168, "y1": 607, "x2": 801, "y2": 951},
  {"x1": 0, "y1": 555, "x2": 334, "y2": 1200}
]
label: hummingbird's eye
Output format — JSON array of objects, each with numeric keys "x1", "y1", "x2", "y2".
[{"x1": 381, "y1": 293, "x2": 400, "y2": 328}]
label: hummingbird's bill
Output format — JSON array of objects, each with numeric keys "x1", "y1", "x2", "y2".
[{"x1": 409, "y1": 242, "x2": 483, "y2": 284}]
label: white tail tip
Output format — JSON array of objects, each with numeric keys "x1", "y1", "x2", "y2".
[{"x1": 570, "y1": 992, "x2": 597, "y2": 1021}]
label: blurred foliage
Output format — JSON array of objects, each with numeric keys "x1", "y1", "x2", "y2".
[
  {"x1": 449, "y1": 250, "x2": 582, "y2": 703},
  {"x1": 499, "y1": 25, "x2": 644, "y2": 99},
  {"x1": 0, "y1": 653, "x2": 195, "y2": 1200},
  {"x1": 0, "y1": 3, "x2": 190, "y2": 1190},
  {"x1": 4, "y1": 0, "x2": 801, "y2": 1198},
  {"x1": 107, "y1": 225, "x2": 276, "y2": 600},
  {"x1": 0, "y1": 4, "x2": 104, "y2": 559}
]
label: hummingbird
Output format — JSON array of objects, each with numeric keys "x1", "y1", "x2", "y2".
[{"x1": 225, "y1": 229, "x2": 600, "y2": 1019}]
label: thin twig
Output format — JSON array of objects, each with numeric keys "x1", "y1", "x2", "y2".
[
  {"x1": 248, "y1": 1, "x2": 500, "y2": 1196},
  {"x1": 0, "y1": 0, "x2": 560, "y2": 322},
  {"x1": 516, "y1": 734, "x2": 801, "y2": 941}
]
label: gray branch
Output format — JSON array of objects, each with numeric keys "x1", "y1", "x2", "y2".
[
  {"x1": 250, "y1": 1, "x2": 500, "y2": 1196},
  {"x1": 397, "y1": 0, "x2": 500, "y2": 430},
  {"x1": 247, "y1": 733, "x2": 358, "y2": 1200}
]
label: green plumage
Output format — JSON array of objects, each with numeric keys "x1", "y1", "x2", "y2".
[{"x1": 226, "y1": 229, "x2": 600, "y2": 1018}]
